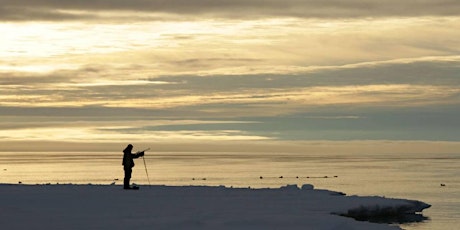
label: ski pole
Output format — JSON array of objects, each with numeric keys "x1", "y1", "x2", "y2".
[
  {"x1": 142, "y1": 156, "x2": 151, "y2": 185},
  {"x1": 140, "y1": 148, "x2": 151, "y2": 185},
  {"x1": 139, "y1": 148, "x2": 150, "y2": 153}
]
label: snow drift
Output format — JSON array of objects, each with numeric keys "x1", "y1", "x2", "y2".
[{"x1": 0, "y1": 183, "x2": 430, "y2": 230}]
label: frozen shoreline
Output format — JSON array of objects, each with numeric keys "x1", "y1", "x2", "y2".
[{"x1": 0, "y1": 183, "x2": 430, "y2": 230}]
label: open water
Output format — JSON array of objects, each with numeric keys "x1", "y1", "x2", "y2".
[{"x1": 0, "y1": 151, "x2": 459, "y2": 230}]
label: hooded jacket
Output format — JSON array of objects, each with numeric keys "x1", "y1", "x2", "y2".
[{"x1": 122, "y1": 145, "x2": 142, "y2": 169}]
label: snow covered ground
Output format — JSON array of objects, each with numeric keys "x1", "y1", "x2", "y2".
[{"x1": 0, "y1": 184, "x2": 430, "y2": 230}]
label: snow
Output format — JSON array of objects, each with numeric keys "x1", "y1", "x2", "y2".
[{"x1": 0, "y1": 184, "x2": 430, "y2": 230}]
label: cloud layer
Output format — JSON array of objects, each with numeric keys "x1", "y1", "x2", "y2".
[
  {"x1": 1, "y1": 1, "x2": 460, "y2": 147},
  {"x1": 1, "y1": 0, "x2": 460, "y2": 21},
  {"x1": 2, "y1": 57, "x2": 460, "y2": 142}
]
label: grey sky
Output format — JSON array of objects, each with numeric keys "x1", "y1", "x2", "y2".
[
  {"x1": 1, "y1": 0, "x2": 460, "y2": 21},
  {"x1": 1, "y1": 1, "x2": 459, "y2": 151}
]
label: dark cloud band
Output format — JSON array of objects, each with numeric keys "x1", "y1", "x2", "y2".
[{"x1": 1, "y1": 0, "x2": 460, "y2": 21}]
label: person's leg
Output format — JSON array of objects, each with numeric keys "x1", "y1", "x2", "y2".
[{"x1": 124, "y1": 168, "x2": 132, "y2": 189}]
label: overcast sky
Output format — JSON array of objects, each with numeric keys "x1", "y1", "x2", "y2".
[{"x1": 1, "y1": 1, "x2": 459, "y2": 152}]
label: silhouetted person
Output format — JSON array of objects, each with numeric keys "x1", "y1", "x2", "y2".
[{"x1": 122, "y1": 144, "x2": 144, "y2": 189}]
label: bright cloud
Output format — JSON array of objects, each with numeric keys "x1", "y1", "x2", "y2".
[{"x1": 0, "y1": 120, "x2": 270, "y2": 143}]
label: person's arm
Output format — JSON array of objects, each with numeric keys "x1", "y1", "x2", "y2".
[{"x1": 132, "y1": 151, "x2": 144, "y2": 159}]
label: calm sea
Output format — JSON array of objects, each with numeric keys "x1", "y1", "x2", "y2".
[{"x1": 1, "y1": 151, "x2": 459, "y2": 230}]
